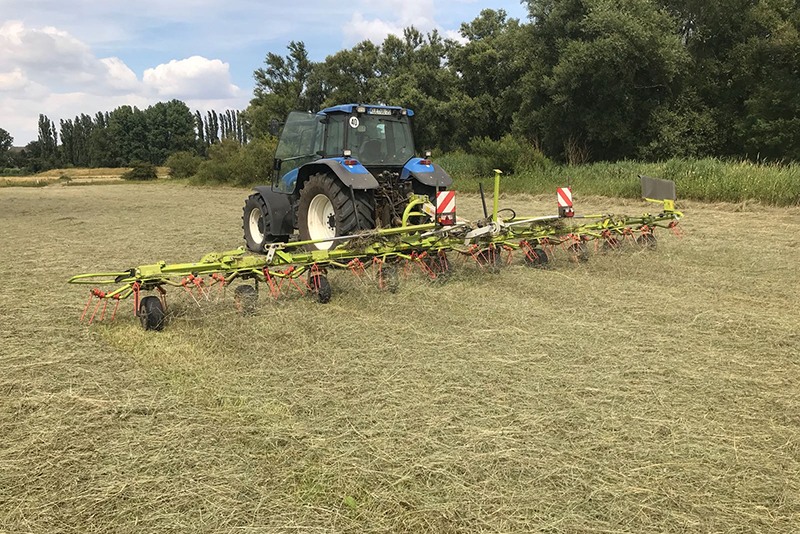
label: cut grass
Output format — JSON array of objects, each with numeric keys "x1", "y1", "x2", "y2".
[
  {"x1": 0, "y1": 167, "x2": 171, "y2": 187},
  {"x1": 1, "y1": 184, "x2": 799, "y2": 532}
]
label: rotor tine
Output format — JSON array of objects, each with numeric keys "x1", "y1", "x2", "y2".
[
  {"x1": 110, "y1": 296, "x2": 120, "y2": 323},
  {"x1": 80, "y1": 292, "x2": 94, "y2": 323},
  {"x1": 88, "y1": 297, "x2": 102, "y2": 326}
]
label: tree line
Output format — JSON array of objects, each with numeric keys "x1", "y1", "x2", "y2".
[
  {"x1": 249, "y1": 0, "x2": 799, "y2": 163},
  {"x1": 2, "y1": 0, "x2": 797, "y2": 173},
  {"x1": 1, "y1": 101, "x2": 249, "y2": 173}
]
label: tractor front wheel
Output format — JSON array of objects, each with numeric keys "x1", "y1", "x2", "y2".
[
  {"x1": 298, "y1": 173, "x2": 375, "y2": 250},
  {"x1": 243, "y1": 193, "x2": 288, "y2": 253}
]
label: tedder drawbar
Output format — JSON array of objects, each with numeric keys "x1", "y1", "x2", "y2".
[{"x1": 69, "y1": 173, "x2": 684, "y2": 331}]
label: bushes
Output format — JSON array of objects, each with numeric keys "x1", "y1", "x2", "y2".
[
  {"x1": 447, "y1": 157, "x2": 800, "y2": 206},
  {"x1": 122, "y1": 161, "x2": 158, "y2": 181},
  {"x1": 165, "y1": 151, "x2": 202, "y2": 179},
  {"x1": 192, "y1": 137, "x2": 277, "y2": 187},
  {"x1": 468, "y1": 135, "x2": 551, "y2": 174}
]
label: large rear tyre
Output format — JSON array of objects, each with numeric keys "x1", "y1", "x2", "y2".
[
  {"x1": 243, "y1": 193, "x2": 289, "y2": 253},
  {"x1": 298, "y1": 173, "x2": 375, "y2": 250},
  {"x1": 138, "y1": 296, "x2": 165, "y2": 331}
]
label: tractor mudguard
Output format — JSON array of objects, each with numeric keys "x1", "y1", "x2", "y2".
[
  {"x1": 299, "y1": 159, "x2": 379, "y2": 190},
  {"x1": 401, "y1": 159, "x2": 453, "y2": 188},
  {"x1": 251, "y1": 186, "x2": 295, "y2": 235}
]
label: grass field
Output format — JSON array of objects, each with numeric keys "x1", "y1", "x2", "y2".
[
  {"x1": 0, "y1": 167, "x2": 170, "y2": 187},
  {"x1": 439, "y1": 155, "x2": 800, "y2": 207},
  {"x1": 1, "y1": 183, "x2": 799, "y2": 532}
]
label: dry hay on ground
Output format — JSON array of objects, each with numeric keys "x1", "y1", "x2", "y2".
[{"x1": 1, "y1": 183, "x2": 799, "y2": 533}]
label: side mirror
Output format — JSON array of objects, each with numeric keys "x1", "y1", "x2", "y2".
[
  {"x1": 268, "y1": 119, "x2": 281, "y2": 137},
  {"x1": 273, "y1": 158, "x2": 281, "y2": 171}
]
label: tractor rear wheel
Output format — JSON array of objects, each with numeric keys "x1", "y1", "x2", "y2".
[
  {"x1": 298, "y1": 173, "x2": 375, "y2": 250},
  {"x1": 243, "y1": 193, "x2": 288, "y2": 253}
]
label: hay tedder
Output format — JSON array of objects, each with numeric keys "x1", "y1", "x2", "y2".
[{"x1": 69, "y1": 104, "x2": 685, "y2": 331}]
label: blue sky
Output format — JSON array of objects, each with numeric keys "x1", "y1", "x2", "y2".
[{"x1": 0, "y1": 0, "x2": 528, "y2": 144}]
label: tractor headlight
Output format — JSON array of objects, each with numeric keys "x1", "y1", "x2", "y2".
[
  {"x1": 356, "y1": 106, "x2": 366, "y2": 114},
  {"x1": 343, "y1": 149, "x2": 352, "y2": 157}
]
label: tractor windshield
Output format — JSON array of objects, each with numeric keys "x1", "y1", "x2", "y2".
[{"x1": 347, "y1": 114, "x2": 414, "y2": 166}]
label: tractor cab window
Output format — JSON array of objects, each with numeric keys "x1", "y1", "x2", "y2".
[
  {"x1": 324, "y1": 115, "x2": 345, "y2": 157},
  {"x1": 275, "y1": 111, "x2": 317, "y2": 160},
  {"x1": 274, "y1": 111, "x2": 319, "y2": 193},
  {"x1": 347, "y1": 114, "x2": 414, "y2": 166}
]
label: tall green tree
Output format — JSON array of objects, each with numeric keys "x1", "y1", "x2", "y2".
[
  {"x1": 249, "y1": 41, "x2": 320, "y2": 136},
  {"x1": 449, "y1": 10, "x2": 527, "y2": 144},
  {"x1": 517, "y1": 0, "x2": 690, "y2": 161},
  {"x1": 0, "y1": 127, "x2": 12, "y2": 167},
  {"x1": 36, "y1": 115, "x2": 59, "y2": 169}
]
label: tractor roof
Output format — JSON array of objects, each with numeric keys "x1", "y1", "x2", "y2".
[{"x1": 318, "y1": 104, "x2": 414, "y2": 117}]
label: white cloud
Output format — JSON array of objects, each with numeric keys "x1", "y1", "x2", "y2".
[
  {"x1": 0, "y1": 21, "x2": 247, "y2": 144},
  {"x1": 143, "y1": 56, "x2": 240, "y2": 99},
  {"x1": 344, "y1": 0, "x2": 458, "y2": 45},
  {"x1": 100, "y1": 57, "x2": 140, "y2": 92}
]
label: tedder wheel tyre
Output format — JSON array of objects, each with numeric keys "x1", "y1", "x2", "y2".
[
  {"x1": 524, "y1": 247, "x2": 549, "y2": 268},
  {"x1": 234, "y1": 285, "x2": 258, "y2": 315},
  {"x1": 428, "y1": 253, "x2": 452, "y2": 282},
  {"x1": 376, "y1": 263, "x2": 400, "y2": 293},
  {"x1": 298, "y1": 173, "x2": 375, "y2": 251},
  {"x1": 570, "y1": 242, "x2": 590, "y2": 263},
  {"x1": 243, "y1": 193, "x2": 288, "y2": 253},
  {"x1": 477, "y1": 247, "x2": 502, "y2": 272},
  {"x1": 603, "y1": 237, "x2": 623, "y2": 251},
  {"x1": 139, "y1": 296, "x2": 165, "y2": 331},
  {"x1": 309, "y1": 274, "x2": 332, "y2": 304},
  {"x1": 637, "y1": 233, "x2": 657, "y2": 250}
]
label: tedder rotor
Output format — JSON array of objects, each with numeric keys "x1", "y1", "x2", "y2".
[{"x1": 69, "y1": 173, "x2": 684, "y2": 331}]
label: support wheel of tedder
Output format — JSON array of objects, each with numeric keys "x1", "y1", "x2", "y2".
[
  {"x1": 603, "y1": 237, "x2": 624, "y2": 251},
  {"x1": 309, "y1": 274, "x2": 332, "y2": 304},
  {"x1": 427, "y1": 252, "x2": 451, "y2": 282},
  {"x1": 477, "y1": 246, "x2": 502, "y2": 273},
  {"x1": 298, "y1": 173, "x2": 375, "y2": 251},
  {"x1": 569, "y1": 242, "x2": 590, "y2": 263},
  {"x1": 523, "y1": 247, "x2": 549, "y2": 268},
  {"x1": 376, "y1": 263, "x2": 400, "y2": 293},
  {"x1": 243, "y1": 193, "x2": 288, "y2": 253},
  {"x1": 139, "y1": 295, "x2": 165, "y2": 331},
  {"x1": 637, "y1": 233, "x2": 657, "y2": 250},
  {"x1": 234, "y1": 285, "x2": 258, "y2": 316}
]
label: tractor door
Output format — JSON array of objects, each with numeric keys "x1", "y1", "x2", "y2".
[{"x1": 273, "y1": 112, "x2": 324, "y2": 194}]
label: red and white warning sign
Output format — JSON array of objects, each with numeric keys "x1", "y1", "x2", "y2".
[
  {"x1": 436, "y1": 190, "x2": 456, "y2": 225},
  {"x1": 557, "y1": 187, "x2": 573, "y2": 208}
]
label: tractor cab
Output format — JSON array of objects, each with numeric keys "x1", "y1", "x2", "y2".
[
  {"x1": 272, "y1": 105, "x2": 418, "y2": 194},
  {"x1": 244, "y1": 104, "x2": 453, "y2": 252}
]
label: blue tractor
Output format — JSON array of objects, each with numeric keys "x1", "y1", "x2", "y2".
[{"x1": 242, "y1": 104, "x2": 453, "y2": 252}]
